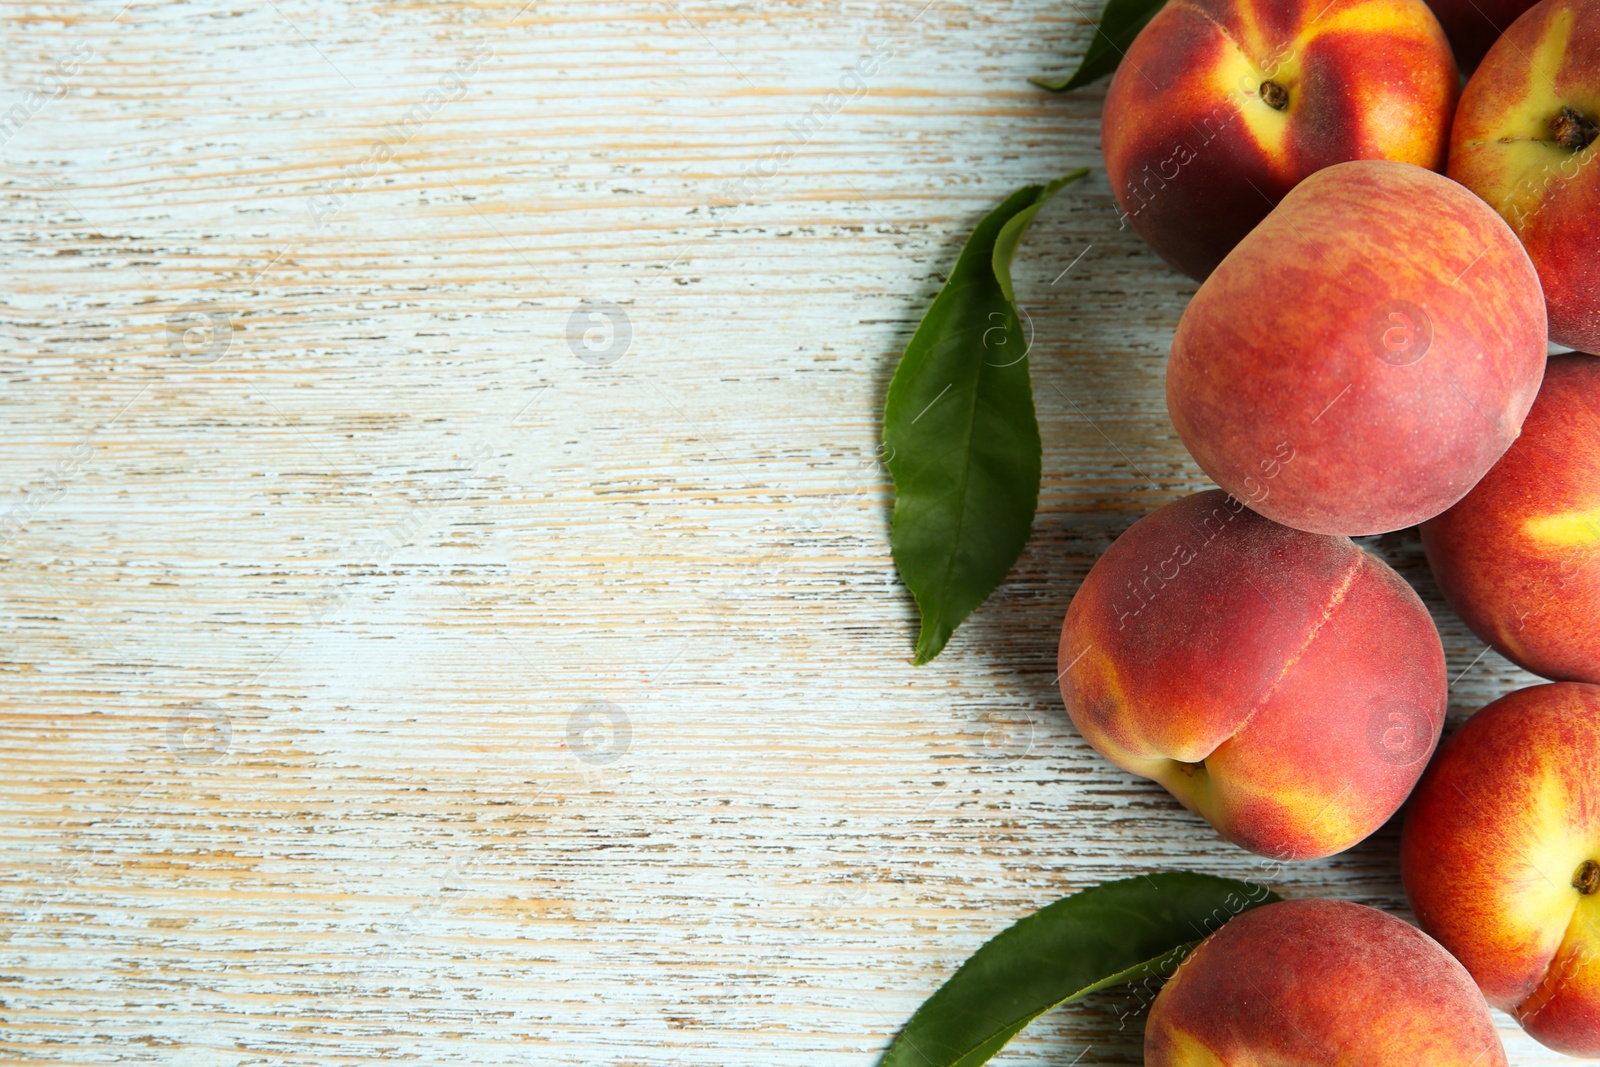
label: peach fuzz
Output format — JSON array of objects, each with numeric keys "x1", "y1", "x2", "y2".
[
  {"x1": 1422, "y1": 354, "x2": 1600, "y2": 683},
  {"x1": 1402, "y1": 682, "x2": 1600, "y2": 1057},
  {"x1": 1146, "y1": 899, "x2": 1508, "y2": 1065},
  {"x1": 1167, "y1": 160, "x2": 1547, "y2": 536},
  {"x1": 1448, "y1": 0, "x2": 1600, "y2": 351},
  {"x1": 1103, "y1": 0, "x2": 1457, "y2": 280},
  {"x1": 1057, "y1": 489, "x2": 1446, "y2": 860}
]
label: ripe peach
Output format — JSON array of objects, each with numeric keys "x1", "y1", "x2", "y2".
[
  {"x1": 1401, "y1": 682, "x2": 1600, "y2": 1057},
  {"x1": 1167, "y1": 159, "x2": 1548, "y2": 535},
  {"x1": 1448, "y1": 0, "x2": 1600, "y2": 351},
  {"x1": 1147, "y1": 898, "x2": 1508, "y2": 1065},
  {"x1": 1057, "y1": 490, "x2": 1447, "y2": 860},
  {"x1": 1103, "y1": 0, "x2": 1458, "y2": 281},
  {"x1": 1426, "y1": 0, "x2": 1542, "y2": 70},
  {"x1": 1421, "y1": 354, "x2": 1600, "y2": 683}
]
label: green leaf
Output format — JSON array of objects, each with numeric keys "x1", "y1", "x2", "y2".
[
  {"x1": 884, "y1": 170, "x2": 1087, "y2": 665},
  {"x1": 879, "y1": 872, "x2": 1281, "y2": 1067},
  {"x1": 1031, "y1": 0, "x2": 1168, "y2": 92}
]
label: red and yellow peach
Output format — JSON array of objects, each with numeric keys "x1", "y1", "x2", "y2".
[
  {"x1": 1103, "y1": 0, "x2": 1458, "y2": 280},
  {"x1": 1448, "y1": 0, "x2": 1600, "y2": 351},
  {"x1": 1422, "y1": 354, "x2": 1600, "y2": 683},
  {"x1": 1402, "y1": 682, "x2": 1600, "y2": 1057},
  {"x1": 1167, "y1": 159, "x2": 1547, "y2": 535},
  {"x1": 1147, "y1": 898, "x2": 1508, "y2": 1065},
  {"x1": 1057, "y1": 489, "x2": 1446, "y2": 860}
]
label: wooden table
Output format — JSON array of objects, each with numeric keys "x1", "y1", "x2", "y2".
[{"x1": 0, "y1": 0, "x2": 1562, "y2": 1062}]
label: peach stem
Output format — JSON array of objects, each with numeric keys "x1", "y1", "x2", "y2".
[
  {"x1": 1573, "y1": 859, "x2": 1600, "y2": 895},
  {"x1": 1550, "y1": 106, "x2": 1598, "y2": 152}
]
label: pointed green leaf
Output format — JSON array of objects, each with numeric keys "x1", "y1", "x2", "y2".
[
  {"x1": 880, "y1": 872, "x2": 1281, "y2": 1067},
  {"x1": 884, "y1": 170, "x2": 1088, "y2": 665},
  {"x1": 1031, "y1": 0, "x2": 1168, "y2": 92}
]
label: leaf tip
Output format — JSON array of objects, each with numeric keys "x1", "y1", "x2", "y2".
[{"x1": 912, "y1": 620, "x2": 950, "y2": 666}]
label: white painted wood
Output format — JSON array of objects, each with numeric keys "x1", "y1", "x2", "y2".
[{"x1": 0, "y1": 0, "x2": 1566, "y2": 1062}]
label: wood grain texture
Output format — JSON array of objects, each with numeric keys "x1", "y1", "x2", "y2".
[{"x1": 0, "y1": 0, "x2": 1565, "y2": 1062}]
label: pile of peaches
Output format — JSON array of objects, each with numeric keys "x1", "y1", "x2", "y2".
[{"x1": 1053, "y1": 0, "x2": 1600, "y2": 1059}]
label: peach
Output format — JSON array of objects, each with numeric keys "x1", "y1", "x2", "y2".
[
  {"x1": 1422, "y1": 354, "x2": 1600, "y2": 683},
  {"x1": 1103, "y1": 0, "x2": 1457, "y2": 281},
  {"x1": 1147, "y1": 898, "x2": 1508, "y2": 1065},
  {"x1": 1425, "y1": 0, "x2": 1541, "y2": 69},
  {"x1": 1167, "y1": 159, "x2": 1548, "y2": 536},
  {"x1": 1057, "y1": 490, "x2": 1447, "y2": 860},
  {"x1": 1401, "y1": 682, "x2": 1600, "y2": 1057},
  {"x1": 1448, "y1": 0, "x2": 1600, "y2": 351}
]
